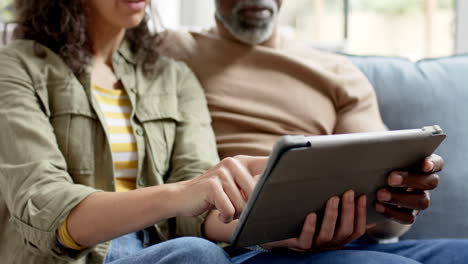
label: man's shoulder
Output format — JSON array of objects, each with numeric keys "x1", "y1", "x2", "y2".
[
  {"x1": 159, "y1": 28, "x2": 233, "y2": 61},
  {"x1": 159, "y1": 30, "x2": 199, "y2": 61},
  {"x1": 282, "y1": 38, "x2": 354, "y2": 72},
  {"x1": 161, "y1": 30, "x2": 196, "y2": 45}
]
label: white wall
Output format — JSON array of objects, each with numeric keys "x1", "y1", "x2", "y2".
[
  {"x1": 153, "y1": 0, "x2": 216, "y2": 30},
  {"x1": 180, "y1": 0, "x2": 215, "y2": 30},
  {"x1": 153, "y1": 0, "x2": 181, "y2": 29},
  {"x1": 456, "y1": 0, "x2": 468, "y2": 53}
]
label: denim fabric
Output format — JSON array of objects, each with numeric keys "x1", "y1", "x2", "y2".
[
  {"x1": 107, "y1": 232, "x2": 468, "y2": 264},
  {"x1": 104, "y1": 232, "x2": 146, "y2": 263},
  {"x1": 231, "y1": 249, "x2": 420, "y2": 264},
  {"x1": 230, "y1": 239, "x2": 468, "y2": 264},
  {"x1": 105, "y1": 231, "x2": 232, "y2": 264},
  {"x1": 345, "y1": 238, "x2": 468, "y2": 264},
  {"x1": 350, "y1": 54, "x2": 468, "y2": 239}
]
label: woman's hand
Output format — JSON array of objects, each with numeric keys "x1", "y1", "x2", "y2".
[
  {"x1": 261, "y1": 190, "x2": 367, "y2": 252},
  {"x1": 173, "y1": 156, "x2": 268, "y2": 223}
]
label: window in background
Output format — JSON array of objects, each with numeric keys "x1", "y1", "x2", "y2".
[
  {"x1": 0, "y1": 0, "x2": 13, "y2": 23},
  {"x1": 169, "y1": 0, "x2": 456, "y2": 59},
  {"x1": 281, "y1": 0, "x2": 456, "y2": 60},
  {"x1": 457, "y1": 0, "x2": 468, "y2": 53},
  {"x1": 279, "y1": 0, "x2": 345, "y2": 48},
  {"x1": 348, "y1": 0, "x2": 456, "y2": 59}
]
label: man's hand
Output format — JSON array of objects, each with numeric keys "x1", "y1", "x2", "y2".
[
  {"x1": 261, "y1": 190, "x2": 367, "y2": 252},
  {"x1": 374, "y1": 154, "x2": 443, "y2": 224}
]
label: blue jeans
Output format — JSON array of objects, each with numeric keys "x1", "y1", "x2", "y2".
[
  {"x1": 104, "y1": 230, "x2": 232, "y2": 264},
  {"x1": 230, "y1": 237, "x2": 468, "y2": 264},
  {"x1": 105, "y1": 231, "x2": 468, "y2": 264}
]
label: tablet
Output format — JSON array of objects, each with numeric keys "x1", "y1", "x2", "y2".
[{"x1": 230, "y1": 126, "x2": 446, "y2": 247}]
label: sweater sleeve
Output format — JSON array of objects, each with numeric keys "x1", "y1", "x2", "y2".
[{"x1": 333, "y1": 57, "x2": 387, "y2": 134}]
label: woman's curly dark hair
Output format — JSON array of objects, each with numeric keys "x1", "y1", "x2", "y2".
[{"x1": 12, "y1": 0, "x2": 160, "y2": 75}]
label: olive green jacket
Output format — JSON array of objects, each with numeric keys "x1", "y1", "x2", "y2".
[{"x1": 0, "y1": 40, "x2": 220, "y2": 263}]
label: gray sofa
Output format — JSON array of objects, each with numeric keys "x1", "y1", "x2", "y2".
[{"x1": 350, "y1": 54, "x2": 468, "y2": 239}]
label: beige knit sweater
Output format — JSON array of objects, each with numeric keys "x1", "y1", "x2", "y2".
[{"x1": 160, "y1": 21, "x2": 386, "y2": 158}]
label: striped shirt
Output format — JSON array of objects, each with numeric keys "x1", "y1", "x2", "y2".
[
  {"x1": 92, "y1": 85, "x2": 138, "y2": 192},
  {"x1": 57, "y1": 85, "x2": 140, "y2": 251}
]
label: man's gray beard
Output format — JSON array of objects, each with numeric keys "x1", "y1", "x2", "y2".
[{"x1": 216, "y1": 0, "x2": 278, "y2": 45}]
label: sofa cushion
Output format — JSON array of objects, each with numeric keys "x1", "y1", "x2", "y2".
[{"x1": 350, "y1": 54, "x2": 468, "y2": 239}]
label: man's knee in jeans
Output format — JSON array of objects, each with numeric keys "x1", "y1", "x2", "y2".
[
  {"x1": 158, "y1": 237, "x2": 230, "y2": 263},
  {"x1": 421, "y1": 239, "x2": 468, "y2": 260}
]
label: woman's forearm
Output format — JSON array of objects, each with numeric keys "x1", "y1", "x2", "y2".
[
  {"x1": 68, "y1": 156, "x2": 266, "y2": 247},
  {"x1": 67, "y1": 183, "x2": 182, "y2": 247}
]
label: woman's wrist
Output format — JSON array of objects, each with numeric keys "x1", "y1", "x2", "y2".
[{"x1": 149, "y1": 182, "x2": 187, "y2": 218}]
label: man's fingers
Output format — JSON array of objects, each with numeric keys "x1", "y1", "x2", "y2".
[
  {"x1": 423, "y1": 154, "x2": 444, "y2": 173},
  {"x1": 295, "y1": 213, "x2": 317, "y2": 250},
  {"x1": 275, "y1": 213, "x2": 317, "y2": 252},
  {"x1": 375, "y1": 202, "x2": 417, "y2": 224},
  {"x1": 333, "y1": 190, "x2": 355, "y2": 243},
  {"x1": 263, "y1": 195, "x2": 367, "y2": 252},
  {"x1": 388, "y1": 171, "x2": 439, "y2": 190},
  {"x1": 315, "y1": 196, "x2": 339, "y2": 245},
  {"x1": 346, "y1": 195, "x2": 367, "y2": 243},
  {"x1": 376, "y1": 188, "x2": 430, "y2": 210}
]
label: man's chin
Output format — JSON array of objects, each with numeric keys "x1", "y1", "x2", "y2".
[
  {"x1": 231, "y1": 28, "x2": 273, "y2": 45},
  {"x1": 217, "y1": 14, "x2": 275, "y2": 45}
]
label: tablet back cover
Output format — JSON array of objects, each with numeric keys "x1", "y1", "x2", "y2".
[{"x1": 232, "y1": 126, "x2": 446, "y2": 247}]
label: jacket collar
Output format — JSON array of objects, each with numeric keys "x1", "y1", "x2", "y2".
[{"x1": 116, "y1": 40, "x2": 137, "y2": 65}]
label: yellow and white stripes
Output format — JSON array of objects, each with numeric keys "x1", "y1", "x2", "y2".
[{"x1": 92, "y1": 85, "x2": 138, "y2": 192}]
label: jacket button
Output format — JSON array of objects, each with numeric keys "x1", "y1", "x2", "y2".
[
  {"x1": 138, "y1": 178, "x2": 146, "y2": 186},
  {"x1": 136, "y1": 128, "x2": 144, "y2": 136}
]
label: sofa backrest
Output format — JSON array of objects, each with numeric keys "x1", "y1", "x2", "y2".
[{"x1": 350, "y1": 54, "x2": 468, "y2": 239}]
